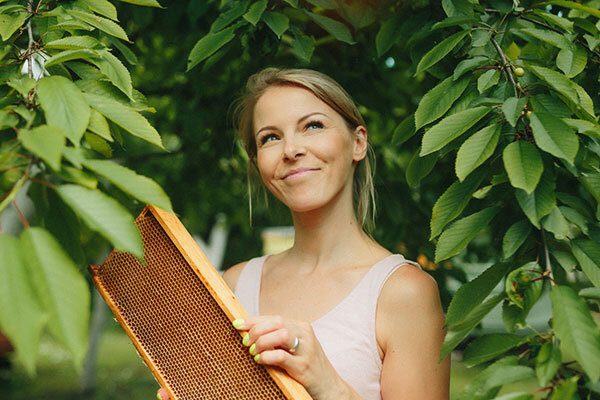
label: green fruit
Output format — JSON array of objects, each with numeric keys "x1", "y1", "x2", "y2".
[
  {"x1": 514, "y1": 67, "x2": 525, "y2": 77},
  {"x1": 526, "y1": 110, "x2": 532, "y2": 119}
]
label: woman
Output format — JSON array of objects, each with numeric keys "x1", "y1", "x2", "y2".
[{"x1": 158, "y1": 68, "x2": 449, "y2": 399}]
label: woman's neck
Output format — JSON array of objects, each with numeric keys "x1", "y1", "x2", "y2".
[{"x1": 286, "y1": 185, "x2": 383, "y2": 272}]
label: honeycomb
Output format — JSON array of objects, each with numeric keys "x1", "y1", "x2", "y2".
[{"x1": 92, "y1": 210, "x2": 287, "y2": 399}]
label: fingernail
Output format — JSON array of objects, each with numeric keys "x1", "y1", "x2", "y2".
[
  {"x1": 156, "y1": 392, "x2": 163, "y2": 400},
  {"x1": 249, "y1": 343, "x2": 257, "y2": 356},
  {"x1": 242, "y1": 333, "x2": 250, "y2": 347},
  {"x1": 254, "y1": 354, "x2": 261, "y2": 363},
  {"x1": 232, "y1": 318, "x2": 245, "y2": 329}
]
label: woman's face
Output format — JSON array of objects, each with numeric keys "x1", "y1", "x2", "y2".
[{"x1": 253, "y1": 85, "x2": 367, "y2": 213}]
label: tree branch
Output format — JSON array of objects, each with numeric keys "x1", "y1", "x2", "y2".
[
  {"x1": 26, "y1": 0, "x2": 34, "y2": 79},
  {"x1": 491, "y1": 36, "x2": 518, "y2": 98}
]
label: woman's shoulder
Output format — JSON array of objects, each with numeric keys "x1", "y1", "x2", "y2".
[
  {"x1": 222, "y1": 260, "x2": 249, "y2": 291},
  {"x1": 379, "y1": 262, "x2": 440, "y2": 310}
]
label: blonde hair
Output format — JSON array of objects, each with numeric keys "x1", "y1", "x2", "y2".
[{"x1": 232, "y1": 67, "x2": 376, "y2": 232}]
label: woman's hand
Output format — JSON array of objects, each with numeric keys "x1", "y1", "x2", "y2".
[
  {"x1": 155, "y1": 315, "x2": 360, "y2": 400},
  {"x1": 232, "y1": 315, "x2": 357, "y2": 400}
]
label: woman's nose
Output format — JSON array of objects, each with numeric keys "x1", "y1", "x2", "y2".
[{"x1": 282, "y1": 135, "x2": 306, "y2": 161}]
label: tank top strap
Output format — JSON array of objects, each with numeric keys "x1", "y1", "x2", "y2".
[
  {"x1": 366, "y1": 254, "x2": 422, "y2": 313},
  {"x1": 233, "y1": 255, "x2": 268, "y2": 316}
]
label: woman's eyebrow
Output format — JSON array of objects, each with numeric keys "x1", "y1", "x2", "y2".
[{"x1": 255, "y1": 112, "x2": 329, "y2": 136}]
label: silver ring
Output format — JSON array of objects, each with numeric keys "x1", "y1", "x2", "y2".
[{"x1": 289, "y1": 336, "x2": 300, "y2": 353}]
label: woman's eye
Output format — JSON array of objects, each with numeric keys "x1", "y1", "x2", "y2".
[
  {"x1": 260, "y1": 133, "x2": 278, "y2": 145},
  {"x1": 305, "y1": 120, "x2": 324, "y2": 130}
]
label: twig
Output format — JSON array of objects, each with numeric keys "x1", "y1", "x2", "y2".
[
  {"x1": 12, "y1": 200, "x2": 29, "y2": 229},
  {"x1": 541, "y1": 229, "x2": 556, "y2": 287},
  {"x1": 491, "y1": 36, "x2": 519, "y2": 97},
  {"x1": 26, "y1": 0, "x2": 34, "y2": 79}
]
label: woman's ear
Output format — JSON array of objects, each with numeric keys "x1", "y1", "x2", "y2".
[{"x1": 352, "y1": 125, "x2": 368, "y2": 162}]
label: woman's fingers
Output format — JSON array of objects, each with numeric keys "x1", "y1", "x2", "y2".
[
  {"x1": 252, "y1": 327, "x2": 295, "y2": 354},
  {"x1": 254, "y1": 349, "x2": 310, "y2": 380},
  {"x1": 156, "y1": 387, "x2": 169, "y2": 400}
]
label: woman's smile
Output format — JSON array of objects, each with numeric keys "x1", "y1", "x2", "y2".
[{"x1": 282, "y1": 167, "x2": 321, "y2": 181}]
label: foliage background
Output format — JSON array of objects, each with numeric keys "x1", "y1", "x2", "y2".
[{"x1": 1, "y1": 0, "x2": 600, "y2": 399}]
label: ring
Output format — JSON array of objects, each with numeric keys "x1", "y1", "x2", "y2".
[{"x1": 289, "y1": 336, "x2": 300, "y2": 353}]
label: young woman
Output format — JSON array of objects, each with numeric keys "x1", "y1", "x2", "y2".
[{"x1": 158, "y1": 68, "x2": 450, "y2": 400}]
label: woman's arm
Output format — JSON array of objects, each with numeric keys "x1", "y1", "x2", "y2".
[{"x1": 377, "y1": 264, "x2": 450, "y2": 399}]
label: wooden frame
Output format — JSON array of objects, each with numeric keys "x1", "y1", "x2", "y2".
[{"x1": 90, "y1": 205, "x2": 312, "y2": 400}]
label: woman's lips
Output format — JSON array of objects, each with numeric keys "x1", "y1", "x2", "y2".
[{"x1": 282, "y1": 168, "x2": 320, "y2": 180}]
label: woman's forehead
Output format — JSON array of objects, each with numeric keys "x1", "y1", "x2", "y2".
[{"x1": 253, "y1": 85, "x2": 337, "y2": 128}]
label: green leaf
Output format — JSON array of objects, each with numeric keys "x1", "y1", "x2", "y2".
[
  {"x1": 502, "y1": 301, "x2": 527, "y2": 333},
  {"x1": 542, "y1": 206, "x2": 570, "y2": 240},
  {"x1": 572, "y1": 81, "x2": 595, "y2": 119},
  {"x1": 20, "y1": 228, "x2": 90, "y2": 369},
  {"x1": 421, "y1": 106, "x2": 491, "y2": 156},
  {"x1": 441, "y1": 293, "x2": 504, "y2": 360},
  {"x1": 435, "y1": 207, "x2": 499, "y2": 262},
  {"x1": 580, "y1": 173, "x2": 600, "y2": 204},
  {"x1": 75, "y1": 0, "x2": 118, "y2": 21},
  {"x1": 82, "y1": 159, "x2": 172, "y2": 211},
  {"x1": 0, "y1": 235, "x2": 46, "y2": 375},
  {"x1": 242, "y1": 0, "x2": 267, "y2": 26},
  {"x1": 571, "y1": 240, "x2": 600, "y2": 287},
  {"x1": 530, "y1": 111, "x2": 579, "y2": 164},
  {"x1": 0, "y1": 12, "x2": 28, "y2": 41},
  {"x1": 535, "y1": 342, "x2": 561, "y2": 386},
  {"x1": 520, "y1": 27, "x2": 572, "y2": 50},
  {"x1": 187, "y1": 26, "x2": 236, "y2": 71},
  {"x1": 85, "y1": 132, "x2": 112, "y2": 157},
  {"x1": 502, "y1": 97, "x2": 527, "y2": 127},
  {"x1": 457, "y1": 356, "x2": 534, "y2": 400},
  {"x1": 44, "y1": 49, "x2": 99, "y2": 68},
  {"x1": 527, "y1": 64, "x2": 579, "y2": 108},
  {"x1": 546, "y1": 0, "x2": 600, "y2": 18},
  {"x1": 432, "y1": 15, "x2": 477, "y2": 30},
  {"x1": 463, "y1": 333, "x2": 528, "y2": 367},
  {"x1": 430, "y1": 170, "x2": 484, "y2": 239},
  {"x1": 502, "y1": 220, "x2": 531, "y2": 260},
  {"x1": 551, "y1": 285, "x2": 600, "y2": 383},
  {"x1": 66, "y1": 9, "x2": 129, "y2": 41},
  {"x1": 262, "y1": 11, "x2": 289, "y2": 39},
  {"x1": 115, "y1": 0, "x2": 163, "y2": 7},
  {"x1": 87, "y1": 109, "x2": 112, "y2": 141},
  {"x1": 453, "y1": 56, "x2": 489, "y2": 80},
  {"x1": 415, "y1": 76, "x2": 469, "y2": 130},
  {"x1": 505, "y1": 262, "x2": 543, "y2": 312},
  {"x1": 375, "y1": 16, "x2": 402, "y2": 57},
  {"x1": 550, "y1": 376, "x2": 579, "y2": 400},
  {"x1": 37, "y1": 76, "x2": 91, "y2": 146},
  {"x1": 530, "y1": 94, "x2": 570, "y2": 118},
  {"x1": 391, "y1": 114, "x2": 416, "y2": 146},
  {"x1": 532, "y1": 10, "x2": 573, "y2": 33},
  {"x1": 83, "y1": 92, "x2": 164, "y2": 149},
  {"x1": 94, "y1": 49, "x2": 133, "y2": 98},
  {"x1": 45, "y1": 35, "x2": 103, "y2": 50},
  {"x1": 305, "y1": 11, "x2": 354, "y2": 44},
  {"x1": 477, "y1": 69, "x2": 500, "y2": 94},
  {"x1": 56, "y1": 184, "x2": 143, "y2": 258},
  {"x1": 291, "y1": 32, "x2": 315, "y2": 62},
  {"x1": 415, "y1": 30, "x2": 469, "y2": 76},
  {"x1": 503, "y1": 141, "x2": 543, "y2": 194},
  {"x1": 516, "y1": 171, "x2": 556, "y2": 229},
  {"x1": 552, "y1": 250, "x2": 577, "y2": 273},
  {"x1": 556, "y1": 46, "x2": 587, "y2": 78},
  {"x1": 455, "y1": 123, "x2": 500, "y2": 181},
  {"x1": 19, "y1": 125, "x2": 66, "y2": 171},
  {"x1": 406, "y1": 148, "x2": 437, "y2": 188},
  {"x1": 580, "y1": 287, "x2": 600, "y2": 300},
  {"x1": 446, "y1": 262, "x2": 508, "y2": 329}
]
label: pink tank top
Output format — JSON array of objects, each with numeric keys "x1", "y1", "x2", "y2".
[{"x1": 233, "y1": 254, "x2": 420, "y2": 400}]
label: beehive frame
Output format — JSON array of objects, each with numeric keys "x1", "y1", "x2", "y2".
[{"x1": 90, "y1": 205, "x2": 312, "y2": 400}]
